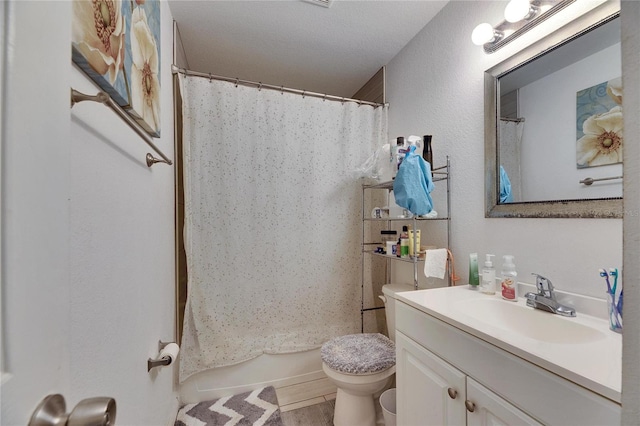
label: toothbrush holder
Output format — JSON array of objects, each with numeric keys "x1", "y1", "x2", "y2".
[{"x1": 607, "y1": 292, "x2": 622, "y2": 334}]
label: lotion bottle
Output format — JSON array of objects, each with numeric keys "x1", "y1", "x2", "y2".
[
  {"x1": 480, "y1": 254, "x2": 496, "y2": 294},
  {"x1": 500, "y1": 255, "x2": 518, "y2": 301}
]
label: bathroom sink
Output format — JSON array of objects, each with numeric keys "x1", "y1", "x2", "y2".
[{"x1": 454, "y1": 298, "x2": 607, "y2": 344}]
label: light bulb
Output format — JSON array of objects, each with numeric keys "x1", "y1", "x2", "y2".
[
  {"x1": 471, "y1": 23, "x2": 495, "y2": 46},
  {"x1": 504, "y1": 0, "x2": 532, "y2": 23}
]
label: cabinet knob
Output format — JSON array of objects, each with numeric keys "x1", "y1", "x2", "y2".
[
  {"x1": 447, "y1": 388, "x2": 458, "y2": 399},
  {"x1": 465, "y1": 400, "x2": 476, "y2": 412}
]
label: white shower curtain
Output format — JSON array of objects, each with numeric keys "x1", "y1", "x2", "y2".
[
  {"x1": 499, "y1": 119, "x2": 524, "y2": 202},
  {"x1": 178, "y1": 74, "x2": 387, "y2": 382}
]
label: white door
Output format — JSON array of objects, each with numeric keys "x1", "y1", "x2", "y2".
[
  {"x1": 1, "y1": 1, "x2": 73, "y2": 424},
  {"x1": 396, "y1": 331, "x2": 466, "y2": 426},
  {"x1": 466, "y1": 378, "x2": 542, "y2": 426}
]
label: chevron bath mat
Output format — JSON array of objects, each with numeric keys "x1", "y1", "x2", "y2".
[{"x1": 175, "y1": 386, "x2": 283, "y2": 426}]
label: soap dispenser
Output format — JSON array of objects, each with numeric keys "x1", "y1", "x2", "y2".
[{"x1": 480, "y1": 254, "x2": 496, "y2": 294}]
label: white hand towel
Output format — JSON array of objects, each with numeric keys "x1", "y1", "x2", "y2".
[{"x1": 424, "y1": 248, "x2": 448, "y2": 279}]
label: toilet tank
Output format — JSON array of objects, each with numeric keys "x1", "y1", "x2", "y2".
[{"x1": 381, "y1": 283, "x2": 415, "y2": 342}]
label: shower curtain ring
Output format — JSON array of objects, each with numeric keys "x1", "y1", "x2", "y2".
[
  {"x1": 258, "y1": 82, "x2": 262, "y2": 91},
  {"x1": 302, "y1": 90, "x2": 306, "y2": 98},
  {"x1": 209, "y1": 73, "x2": 212, "y2": 83},
  {"x1": 323, "y1": 94, "x2": 327, "y2": 102},
  {"x1": 235, "y1": 78, "x2": 239, "y2": 87},
  {"x1": 341, "y1": 97, "x2": 345, "y2": 104},
  {"x1": 280, "y1": 86, "x2": 284, "y2": 94}
]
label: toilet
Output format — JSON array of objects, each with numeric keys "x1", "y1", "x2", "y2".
[{"x1": 321, "y1": 283, "x2": 414, "y2": 426}]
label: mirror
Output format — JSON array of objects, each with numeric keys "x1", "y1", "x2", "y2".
[{"x1": 485, "y1": 3, "x2": 622, "y2": 218}]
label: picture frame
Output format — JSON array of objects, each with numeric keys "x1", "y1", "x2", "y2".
[
  {"x1": 576, "y1": 77, "x2": 622, "y2": 169},
  {"x1": 72, "y1": 0, "x2": 161, "y2": 137}
]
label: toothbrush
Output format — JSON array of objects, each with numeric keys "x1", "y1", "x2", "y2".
[
  {"x1": 599, "y1": 268, "x2": 612, "y2": 294},
  {"x1": 609, "y1": 268, "x2": 618, "y2": 295},
  {"x1": 617, "y1": 288, "x2": 624, "y2": 318},
  {"x1": 609, "y1": 268, "x2": 623, "y2": 318}
]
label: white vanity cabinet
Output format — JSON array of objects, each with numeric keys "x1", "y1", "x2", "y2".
[
  {"x1": 465, "y1": 378, "x2": 541, "y2": 426},
  {"x1": 396, "y1": 331, "x2": 540, "y2": 426},
  {"x1": 395, "y1": 299, "x2": 621, "y2": 426},
  {"x1": 396, "y1": 331, "x2": 466, "y2": 425}
]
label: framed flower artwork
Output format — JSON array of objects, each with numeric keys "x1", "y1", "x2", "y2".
[
  {"x1": 72, "y1": 0, "x2": 161, "y2": 137},
  {"x1": 576, "y1": 77, "x2": 622, "y2": 169}
]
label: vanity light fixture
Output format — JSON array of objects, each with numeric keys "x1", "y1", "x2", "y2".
[
  {"x1": 472, "y1": 0, "x2": 575, "y2": 53},
  {"x1": 504, "y1": 0, "x2": 538, "y2": 23},
  {"x1": 471, "y1": 23, "x2": 503, "y2": 46}
]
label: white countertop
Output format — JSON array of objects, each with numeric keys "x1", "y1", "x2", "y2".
[{"x1": 395, "y1": 285, "x2": 621, "y2": 403}]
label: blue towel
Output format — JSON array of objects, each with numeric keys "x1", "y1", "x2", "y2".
[
  {"x1": 393, "y1": 146, "x2": 434, "y2": 215},
  {"x1": 500, "y1": 165, "x2": 513, "y2": 203}
]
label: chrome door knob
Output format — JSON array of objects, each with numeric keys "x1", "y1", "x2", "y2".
[{"x1": 29, "y1": 394, "x2": 116, "y2": 426}]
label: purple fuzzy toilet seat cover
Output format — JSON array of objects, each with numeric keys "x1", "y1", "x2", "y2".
[{"x1": 321, "y1": 333, "x2": 395, "y2": 374}]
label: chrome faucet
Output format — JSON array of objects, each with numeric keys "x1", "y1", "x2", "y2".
[{"x1": 524, "y1": 273, "x2": 576, "y2": 317}]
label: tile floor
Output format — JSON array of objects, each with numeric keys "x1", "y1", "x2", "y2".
[
  {"x1": 280, "y1": 399, "x2": 335, "y2": 426},
  {"x1": 275, "y1": 377, "x2": 337, "y2": 413},
  {"x1": 275, "y1": 377, "x2": 386, "y2": 426}
]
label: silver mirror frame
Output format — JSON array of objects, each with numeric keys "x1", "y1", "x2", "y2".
[{"x1": 485, "y1": 2, "x2": 622, "y2": 218}]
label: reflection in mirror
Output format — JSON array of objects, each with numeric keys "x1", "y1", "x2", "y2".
[
  {"x1": 498, "y1": 16, "x2": 621, "y2": 204},
  {"x1": 485, "y1": 2, "x2": 623, "y2": 218}
]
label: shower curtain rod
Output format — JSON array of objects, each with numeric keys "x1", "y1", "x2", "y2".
[
  {"x1": 171, "y1": 64, "x2": 387, "y2": 108},
  {"x1": 500, "y1": 117, "x2": 525, "y2": 122}
]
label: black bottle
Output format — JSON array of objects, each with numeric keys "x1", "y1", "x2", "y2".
[
  {"x1": 396, "y1": 136, "x2": 406, "y2": 171},
  {"x1": 423, "y1": 135, "x2": 433, "y2": 165}
]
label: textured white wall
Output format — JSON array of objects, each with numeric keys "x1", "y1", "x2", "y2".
[
  {"x1": 1, "y1": 1, "x2": 178, "y2": 425},
  {"x1": 386, "y1": 0, "x2": 621, "y2": 299}
]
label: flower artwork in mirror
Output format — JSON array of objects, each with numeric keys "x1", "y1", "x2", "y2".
[
  {"x1": 71, "y1": 0, "x2": 161, "y2": 137},
  {"x1": 485, "y1": 3, "x2": 622, "y2": 218}
]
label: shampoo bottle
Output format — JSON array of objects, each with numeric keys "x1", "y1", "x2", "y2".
[
  {"x1": 480, "y1": 254, "x2": 496, "y2": 294},
  {"x1": 400, "y1": 226, "x2": 409, "y2": 258},
  {"x1": 408, "y1": 229, "x2": 421, "y2": 257},
  {"x1": 500, "y1": 255, "x2": 518, "y2": 301}
]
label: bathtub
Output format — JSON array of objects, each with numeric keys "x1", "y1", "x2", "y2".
[{"x1": 179, "y1": 348, "x2": 325, "y2": 404}]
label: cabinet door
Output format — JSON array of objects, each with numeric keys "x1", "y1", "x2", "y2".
[
  {"x1": 466, "y1": 377, "x2": 542, "y2": 426},
  {"x1": 396, "y1": 331, "x2": 466, "y2": 426}
]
